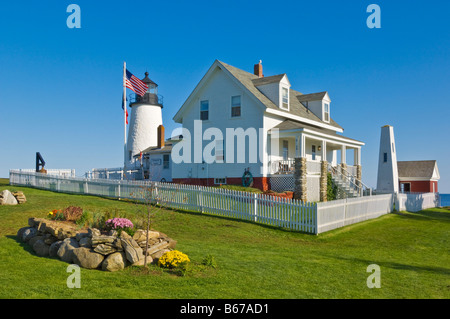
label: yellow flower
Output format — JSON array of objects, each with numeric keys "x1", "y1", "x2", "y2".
[{"x1": 158, "y1": 250, "x2": 190, "y2": 269}]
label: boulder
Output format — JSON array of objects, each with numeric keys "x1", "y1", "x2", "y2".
[
  {"x1": 79, "y1": 237, "x2": 91, "y2": 248},
  {"x1": 102, "y1": 252, "x2": 127, "y2": 272},
  {"x1": 75, "y1": 231, "x2": 89, "y2": 242},
  {"x1": 91, "y1": 235, "x2": 116, "y2": 247},
  {"x1": 88, "y1": 228, "x2": 101, "y2": 238},
  {"x1": 49, "y1": 240, "x2": 63, "y2": 257},
  {"x1": 28, "y1": 235, "x2": 44, "y2": 248},
  {"x1": 17, "y1": 227, "x2": 30, "y2": 242},
  {"x1": 133, "y1": 229, "x2": 160, "y2": 243},
  {"x1": 132, "y1": 255, "x2": 153, "y2": 267},
  {"x1": 43, "y1": 233, "x2": 57, "y2": 245},
  {"x1": 0, "y1": 190, "x2": 18, "y2": 205},
  {"x1": 57, "y1": 238, "x2": 79, "y2": 263},
  {"x1": 28, "y1": 217, "x2": 38, "y2": 228},
  {"x1": 72, "y1": 248, "x2": 104, "y2": 269},
  {"x1": 167, "y1": 238, "x2": 177, "y2": 250},
  {"x1": 151, "y1": 249, "x2": 170, "y2": 262},
  {"x1": 146, "y1": 241, "x2": 170, "y2": 256},
  {"x1": 138, "y1": 238, "x2": 159, "y2": 250},
  {"x1": 12, "y1": 191, "x2": 26, "y2": 204},
  {"x1": 44, "y1": 224, "x2": 60, "y2": 238},
  {"x1": 57, "y1": 229, "x2": 78, "y2": 240},
  {"x1": 22, "y1": 227, "x2": 38, "y2": 242},
  {"x1": 94, "y1": 244, "x2": 117, "y2": 255},
  {"x1": 108, "y1": 230, "x2": 118, "y2": 237},
  {"x1": 119, "y1": 230, "x2": 132, "y2": 240},
  {"x1": 121, "y1": 238, "x2": 144, "y2": 264},
  {"x1": 33, "y1": 240, "x2": 50, "y2": 257}
]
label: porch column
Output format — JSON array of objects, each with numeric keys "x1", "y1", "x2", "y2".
[
  {"x1": 340, "y1": 145, "x2": 347, "y2": 174},
  {"x1": 320, "y1": 140, "x2": 328, "y2": 202},
  {"x1": 295, "y1": 134, "x2": 305, "y2": 158},
  {"x1": 355, "y1": 147, "x2": 362, "y2": 189},
  {"x1": 294, "y1": 157, "x2": 307, "y2": 202}
]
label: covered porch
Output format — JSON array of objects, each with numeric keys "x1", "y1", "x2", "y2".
[
  {"x1": 268, "y1": 128, "x2": 363, "y2": 176},
  {"x1": 267, "y1": 121, "x2": 366, "y2": 201}
]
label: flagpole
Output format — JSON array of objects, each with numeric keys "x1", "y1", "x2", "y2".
[{"x1": 123, "y1": 61, "x2": 127, "y2": 175}]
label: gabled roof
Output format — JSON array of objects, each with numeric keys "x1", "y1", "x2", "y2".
[
  {"x1": 397, "y1": 160, "x2": 439, "y2": 179},
  {"x1": 173, "y1": 60, "x2": 343, "y2": 131},
  {"x1": 252, "y1": 74, "x2": 287, "y2": 86},
  {"x1": 218, "y1": 61, "x2": 343, "y2": 131},
  {"x1": 296, "y1": 92, "x2": 328, "y2": 102},
  {"x1": 138, "y1": 142, "x2": 174, "y2": 156}
]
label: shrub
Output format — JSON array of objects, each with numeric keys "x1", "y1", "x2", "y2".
[
  {"x1": 202, "y1": 254, "x2": 217, "y2": 269},
  {"x1": 76, "y1": 210, "x2": 92, "y2": 228},
  {"x1": 158, "y1": 250, "x2": 190, "y2": 269},
  {"x1": 63, "y1": 206, "x2": 83, "y2": 221},
  {"x1": 327, "y1": 173, "x2": 338, "y2": 201}
]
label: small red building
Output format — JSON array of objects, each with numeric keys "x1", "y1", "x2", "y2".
[{"x1": 397, "y1": 160, "x2": 440, "y2": 193}]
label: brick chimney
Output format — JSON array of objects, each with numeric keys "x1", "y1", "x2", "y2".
[
  {"x1": 254, "y1": 60, "x2": 263, "y2": 78},
  {"x1": 157, "y1": 125, "x2": 165, "y2": 149}
]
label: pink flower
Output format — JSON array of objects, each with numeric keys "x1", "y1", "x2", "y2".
[{"x1": 105, "y1": 218, "x2": 133, "y2": 230}]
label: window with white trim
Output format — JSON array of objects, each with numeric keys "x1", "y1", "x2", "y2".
[
  {"x1": 282, "y1": 87, "x2": 289, "y2": 109},
  {"x1": 200, "y1": 100, "x2": 209, "y2": 121},
  {"x1": 324, "y1": 103, "x2": 330, "y2": 122},
  {"x1": 231, "y1": 95, "x2": 241, "y2": 117},
  {"x1": 215, "y1": 139, "x2": 224, "y2": 163},
  {"x1": 163, "y1": 154, "x2": 170, "y2": 169},
  {"x1": 214, "y1": 177, "x2": 227, "y2": 185}
]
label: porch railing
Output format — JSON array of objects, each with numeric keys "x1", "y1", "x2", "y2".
[
  {"x1": 269, "y1": 160, "x2": 322, "y2": 175},
  {"x1": 328, "y1": 164, "x2": 372, "y2": 197},
  {"x1": 270, "y1": 160, "x2": 295, "y2": 174}
]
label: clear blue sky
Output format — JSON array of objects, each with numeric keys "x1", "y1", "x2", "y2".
[{"x1": 1, "y1": 0, "x2": 449, "y2": 192}]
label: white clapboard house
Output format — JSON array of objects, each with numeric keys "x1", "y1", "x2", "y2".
[{"x1": 171, "y1": 60, "x2": 367, "y2": 201}]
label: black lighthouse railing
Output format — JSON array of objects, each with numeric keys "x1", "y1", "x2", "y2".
[{"x1": 129, "y1": 93, "x2": 163, "y2": 107}]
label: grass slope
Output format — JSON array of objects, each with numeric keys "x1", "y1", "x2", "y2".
[{"x1": 0, "y1": 178, "x2": 448, "y2": 299}]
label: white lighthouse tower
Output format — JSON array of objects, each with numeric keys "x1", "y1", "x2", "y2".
[
  {"x1": 125, "y1": 72, "x2": 163, "y2": 170},
  {"x1": 376, "y1": 125, "x2": 399, "y2": 193}
]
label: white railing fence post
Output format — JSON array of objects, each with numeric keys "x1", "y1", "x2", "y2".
[{"x1": 253, "y1": 193, "x2": 258, "y2": 222}]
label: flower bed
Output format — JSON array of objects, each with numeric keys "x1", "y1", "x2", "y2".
[
  {"x1": 263, "y1": 190, "x2": 294, "y2": 199},
  {"x1": 16, "y1": 209, "x2": 181, "y2": 272}
]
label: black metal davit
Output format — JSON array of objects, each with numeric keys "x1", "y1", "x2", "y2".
[{"x1": 35, "y1": 152, "x2": 46, "y2": 173}]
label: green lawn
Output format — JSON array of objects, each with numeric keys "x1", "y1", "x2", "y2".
[{"x1": 0, "y1": 178, "x2": 449, "y2": 299}]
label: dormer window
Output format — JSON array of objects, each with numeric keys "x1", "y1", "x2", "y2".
[
  {"x1": 281, "y1": 87, "x2": 289, "y2": 110},
  {"x1": 323, "y1": 103, "x2": 330, "y2": 122}
]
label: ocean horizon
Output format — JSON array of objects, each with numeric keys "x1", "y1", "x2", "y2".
[{"x1": 439, "y1": 194, "x2": 450, "y2": 207}]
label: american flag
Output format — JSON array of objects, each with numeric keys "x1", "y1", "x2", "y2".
[
  {"x1": 122, "y1": 93, "x2": 128, "y2": 124},
  {"x1": 125, "y1": 69, "x2": 148, "y2": 96}
]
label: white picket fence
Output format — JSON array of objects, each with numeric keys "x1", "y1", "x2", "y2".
[
  {"x1": 9, "y1": 170, "x2": 317, "y2": 234},
  {"x1": 395, "y1": 192, "x2": 440, "y2": 212},
  {"x1": 9, "y1": 170, "x2": 438, "y2": 234},
  {"x1": 12, "y1": 168, "x2": 76, "y2": 177},
  {"x1": 316, "y1": 194, "x2": 394, "y2": 233}
]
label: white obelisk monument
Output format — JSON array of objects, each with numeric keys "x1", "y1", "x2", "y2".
[{"x1": 376, "y1": 125, "x2": 399, "y2": 193}]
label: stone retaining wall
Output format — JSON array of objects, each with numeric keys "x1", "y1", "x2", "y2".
[{"x1": 17, "y1": 218, "x2": 176, "y2": 272}]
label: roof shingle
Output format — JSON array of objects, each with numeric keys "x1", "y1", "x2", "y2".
[{"x1": 218, "y1": 60, "x2": 343, "y2": 131}]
